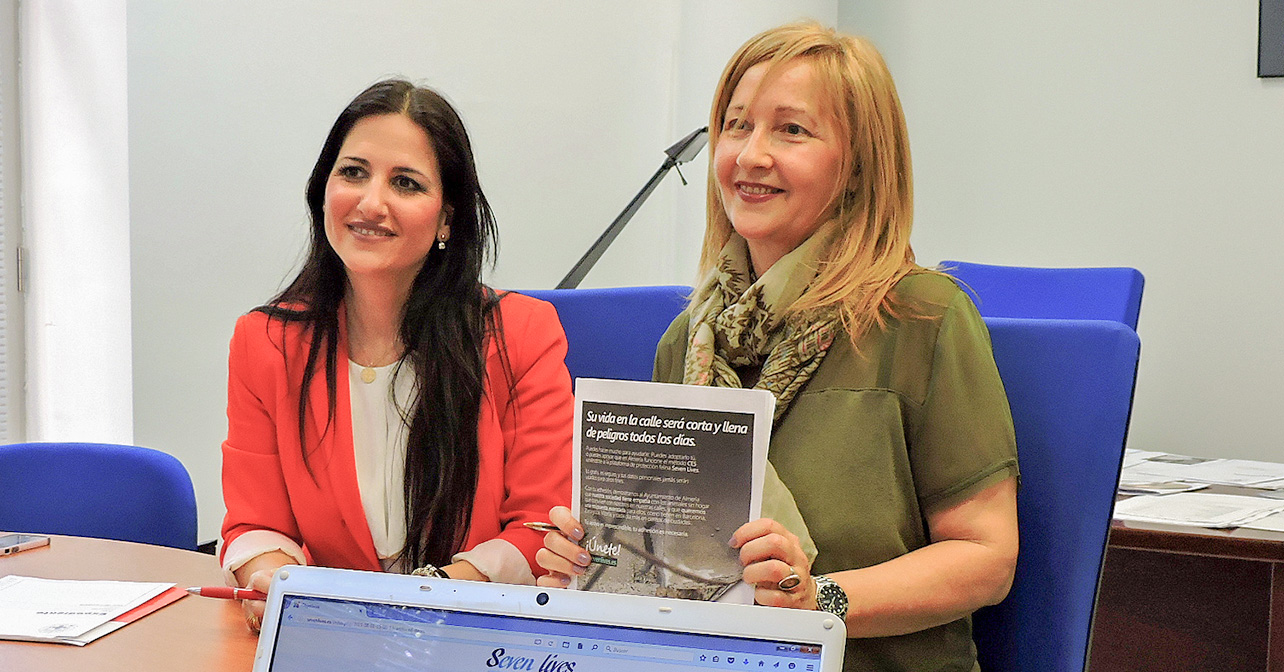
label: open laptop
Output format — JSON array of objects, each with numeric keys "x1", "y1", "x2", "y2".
[{"x1": 251, "y1": 566, "x2": 846, "y2": 672}]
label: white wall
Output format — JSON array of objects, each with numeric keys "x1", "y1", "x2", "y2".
[
  {"x1": 839, "y1": 3, "x2": 1284, "y2": 461},
  {"x1": 31, "y1": 1, "x2": 1284, "y2": 543},
  {"x1": 126, "y1": 1, "x2": 836, "y2": 542}
]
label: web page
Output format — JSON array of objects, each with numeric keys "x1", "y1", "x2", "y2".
[{"x1": 267, "y1": 595, "x2": 824, "y2": 672}]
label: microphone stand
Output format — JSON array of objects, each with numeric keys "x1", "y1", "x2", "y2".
[{"x1": 556, "y1": 127, "x2": 709, "y2": 289}]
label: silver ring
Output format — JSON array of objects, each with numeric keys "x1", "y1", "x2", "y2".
[{"x1": 777, "y1": 573, "x2": 803, "y2": 592}]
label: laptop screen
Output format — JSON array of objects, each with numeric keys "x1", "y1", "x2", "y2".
[{"x1": 267, "y1": 593, "x2": 827, "y2": 672}]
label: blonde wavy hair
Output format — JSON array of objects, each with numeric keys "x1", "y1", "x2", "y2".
[{"x1": 698, "y1": 21, "x2": 929, "y2": 342}]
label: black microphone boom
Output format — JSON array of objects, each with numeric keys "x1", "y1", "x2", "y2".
[{"x1": 556, "y1": 127, "x2": 709, "y2": 289}]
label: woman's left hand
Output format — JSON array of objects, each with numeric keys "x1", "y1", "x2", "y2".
[
  {"x1": 534, "y1": 506, "x2": 589, "y2": 588},
  {"x1": 730, "y1": 517, "x2": 817, "y2": 610}
]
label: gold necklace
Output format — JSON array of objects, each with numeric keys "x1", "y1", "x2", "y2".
[
  {"x1": 347, "y1": 313, "x2": 400, "y2": 384},
  {"x1": 353, "y1": 347, "x2": 398, "y2": 384}
]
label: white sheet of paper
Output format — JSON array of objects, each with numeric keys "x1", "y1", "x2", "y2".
[
  {"x1": 1112, "y1": 492, "x2": 1284, "y2": 528},
  {"x1": 1121, "y1": 449, "x2": 1169, "y2": 468},
  {"x1": 1175, "y1": 458, "x2": 1284, "y2": 486},
  {"x1": 0, "y1": 576, "x2": 172, "y2": 645},
  {"x1": 1240, "y1": 510, "x2": 1284, "y2": 533},
  {"x1": 1120, "y1": 459, "x2": 1212, "y2": 483},
  {"x1": 1116, "y1": 481, "x2": 1208, "y2": 495}
]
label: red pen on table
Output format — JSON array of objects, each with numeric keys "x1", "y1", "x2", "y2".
[{"x1": 186, "y1": 586, "x2": 268, "y2": 601}]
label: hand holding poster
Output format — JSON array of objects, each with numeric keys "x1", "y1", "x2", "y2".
[{"x1": 571, "y1": 379, "x2": 774, "y2": 604}]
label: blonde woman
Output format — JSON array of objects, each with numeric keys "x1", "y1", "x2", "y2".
[{"x1": 537, "y1": 22, "x2": 1018, "y2": 672}]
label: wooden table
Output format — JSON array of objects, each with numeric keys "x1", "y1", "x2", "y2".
[
  {"x1": 1089, "y1": 488, "x2": 1284, "y2": 672},
  {"x1": 0, "y1": 534, "x2": 259, "y2": 671}
]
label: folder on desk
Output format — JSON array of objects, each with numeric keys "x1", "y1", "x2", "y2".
[{"x1": 0, "y1": 576, "x2": 185, "y2": 645}]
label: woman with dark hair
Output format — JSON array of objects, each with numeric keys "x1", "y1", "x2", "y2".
[{"x1": 220, "y1": 79, "x2": 573, "y2": 631}]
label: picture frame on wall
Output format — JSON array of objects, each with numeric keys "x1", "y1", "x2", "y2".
[{"x1": 1262, "y1": 0, "x2": 1284, "y2": 77}]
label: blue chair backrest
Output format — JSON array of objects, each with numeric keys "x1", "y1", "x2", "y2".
[
  {"x1": 941, "y1": 261, "x2": 1145, "y2": 330},
  {"x1": 972, "y1": 318, "x2": 1140, "y2": 672},
  {"x1": 517, "y1": 286, "x2": 692, "y2": 383},
  {"x1": 0, "y1": 442, "x2": 198, "y2": 550}
]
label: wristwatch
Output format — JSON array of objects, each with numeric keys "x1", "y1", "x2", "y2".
[
  {"x1": 813, "y1": 575, "x2": 848, "y2": 620},
  {"x1": 411, "y1": 563, "x2": 451, "y2": 579}
]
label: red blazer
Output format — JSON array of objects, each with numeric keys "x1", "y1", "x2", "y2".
[{"x1": 220, "y1": 292, "x2": 573, "y2": 574}]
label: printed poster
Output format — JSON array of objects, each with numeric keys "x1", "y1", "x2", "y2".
[{"x1": 570, "y1": 379, "x2": 774, "y2": 604}]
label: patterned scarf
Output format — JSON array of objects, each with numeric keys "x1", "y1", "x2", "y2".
[
  {"x1": 683, "y1": 226, "x2": 841, "y2": 563},
  {"x1": 684, "y1": 228, "x2": 840, "y2": 422}
]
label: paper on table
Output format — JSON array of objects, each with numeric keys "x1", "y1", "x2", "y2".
[
  {"x1": 1176, "y1": 459, "x2": 1284, "y2": 486},
  {"x1": 1240, "y1": 510, "x2": 1284, "y2": 533},
  {"x1": 1116, "y1": 481, "x2": 1208, "y2": 495},
  {"x1": 1120, "y1": 453, "x2": 1284, "y2": 488},
  {"x1": 1119, "y1": 456, "x2": 1220, "y2": 484},
  {"x1": 0, "y1": 576, "x2": 174, "y2": 645},
  {"x1": 1121, "y1": 449, "x2": 1169, "y2": 468},
  {"x1": 1113, "y1": 492, "x2": 1284, "y2": 528}
]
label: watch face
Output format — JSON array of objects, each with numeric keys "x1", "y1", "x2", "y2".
[{"x1": 815, "y1": 576, "x2": 848, "y2": 620}]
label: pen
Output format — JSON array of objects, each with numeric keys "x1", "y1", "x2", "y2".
[
  {"x1": 186, "y1": 586, "x2": 268, "y2": 601},
  {"x1": 523, "y1": 521, "x2": 561, "y2": 533}
]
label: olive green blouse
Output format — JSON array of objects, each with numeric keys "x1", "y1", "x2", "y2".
[{"x1": 653, "y1": 272, "x2": 1019, "y2": 672}]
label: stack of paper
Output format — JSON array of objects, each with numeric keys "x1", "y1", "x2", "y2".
[
  {"x1": 1117, "y1": 481, "x2": 1208, "y2": 495},
  {"x1": 1118, "y1": 451, "x2": 1209, "y2": 494},
  {"x1": 1118, "y1": 450, "x2": 1284, "y2": 493},
  {"x1": 0, "y1": 576, "x2": 185, "y2": 645},
  {"x1": 1179, "y1": 458, "x2": 1284, "y2": 486},
  {"x1": 1112, "y1": 492, "x2": 1284, "y2": 528}
]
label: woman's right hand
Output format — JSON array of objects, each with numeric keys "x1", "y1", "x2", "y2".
[
  {"x1": 232, "y1": 550, "x2": 297, "y2": 633},
  {"x1": 534, "y1": 506, "x2": 590, "y2": 588}
]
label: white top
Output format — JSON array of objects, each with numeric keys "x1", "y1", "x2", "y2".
[
  {"x1": 349, "y1": 359, "x2": 413, "y2": 564},
  {"x1": 221, "y1": 360, "x2": 534, "y2": 586}
]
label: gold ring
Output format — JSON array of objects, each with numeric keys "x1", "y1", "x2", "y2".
[
  {"x1": 777, "y1": 573, "x2": 803, "y2": 592},
  {"x1": 248, "y1": 614, "x2": 262, "y2": 632}
]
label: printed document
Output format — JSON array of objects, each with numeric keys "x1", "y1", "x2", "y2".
[
  {"x1": 0, "y1": 575, "x2": 176, "y2": 645},
  {"x1": 570, "y1": 378, "x2": 774, "y2": 605},
  {"x1": 1112, "y1": 492, "x2": 1284, "y2": 528},
  {"x1": 1120, "y1": 452, "x2": 1284, "y2": 488}
]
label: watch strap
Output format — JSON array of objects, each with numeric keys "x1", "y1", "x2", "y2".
[
  {"x1": 813, "y1": 574, "x2": 848, "y2": 620},
  {"x1": 411, "y1": 563, "x2": 451, "y2": 579}
]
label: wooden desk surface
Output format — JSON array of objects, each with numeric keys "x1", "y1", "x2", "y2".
[
  {"x1": 1109, "y1": 484, "x2": 1284, "y2": 561},
  {"x1": 0, "y1": 535, "x2": 259, "y2": 671},
  {"x1": 1090, "y1": 485, "x2": 1284, "y2": 672}
]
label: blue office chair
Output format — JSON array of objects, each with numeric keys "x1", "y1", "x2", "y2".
[
  {"x1": 0, "y1": 442, "x2": 198, "y2": 550},
  {"x1": 517, "y1": 286, "x2": 692, "y2": 383},
  {"x1": 940, "y1": 261, "x2": 1145, "y2": 330},
  {"x1": 971, "y1": 318, "x2": 1140, "y2": 672}
]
